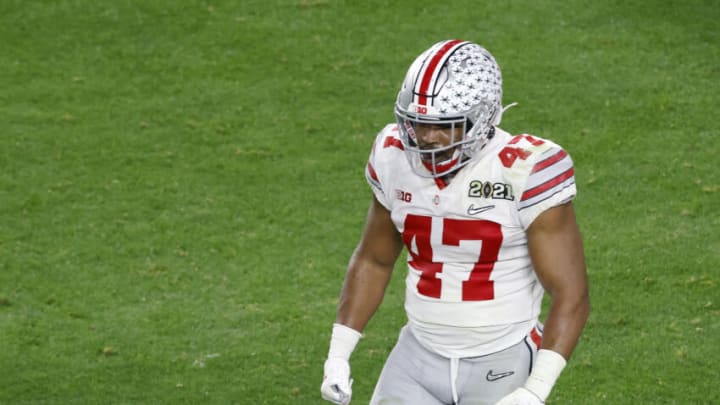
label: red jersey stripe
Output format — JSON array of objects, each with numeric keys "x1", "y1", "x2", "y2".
[
  {"x1": 532, "y1": 149, "x2": 568, "y2": 174},
  {"x1": 521, "y1": 167, "x2": 575, "y2": 201},
  {"x1": 367, "y1": 162, "x2": 379, "y2": 182},
  {"x1": 530, "y1": 327, "x2": 542, "y2": 348},
  {"x1": 383, "y1": 136, "x2": 404, "y2": 150}
]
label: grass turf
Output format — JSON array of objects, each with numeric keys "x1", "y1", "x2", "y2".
[{"x1": 0, "y1": 0, "x2": 718, "y2": 403}]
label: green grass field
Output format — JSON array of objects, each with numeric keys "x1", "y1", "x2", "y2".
[{"x1": 1, "y1": 0, "x2": 718, "y2": 403}]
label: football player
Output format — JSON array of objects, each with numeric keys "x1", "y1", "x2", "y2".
[{"x1": 321, "y1": 39, "x2": 590, "y2": 405}]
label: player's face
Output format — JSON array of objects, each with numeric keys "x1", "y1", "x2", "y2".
[{"x1": 414, "y1": 123, "x2": 464, "y2": 162}]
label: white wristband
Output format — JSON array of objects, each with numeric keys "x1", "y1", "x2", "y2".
[
  {"x1": 327, "y1": 323, "x2": 362, "y2": 361},
  {"x1": 524, "y1": 349, "x2": 567, "y2": 402}
]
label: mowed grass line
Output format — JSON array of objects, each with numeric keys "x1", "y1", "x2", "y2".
[{"x1": 0, "y1": 0, "x2": 718, "y2": 403}]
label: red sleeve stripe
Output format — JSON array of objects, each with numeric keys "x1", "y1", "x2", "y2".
[
  {"x1": 531, "y1": 149, "x2": 568, "y2": 174},
  {"x1": 521, "y1": 167, "x2": 575, "y2": 201},
  {"x1": 366, "y1": 161, "x2": 383, "y2": 193},
  {"x1": 366, "y1": 162, "x2": 379, "y2": 182}
]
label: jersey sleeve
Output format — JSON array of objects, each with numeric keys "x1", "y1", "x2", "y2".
[
  {"x1": 365, "y1": 124, "x2": 399, "y2": 210},
  {"x1": 506, "y1": 135, "x2": 577, "y2": 228}
]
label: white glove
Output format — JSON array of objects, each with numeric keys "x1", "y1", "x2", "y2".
[
  {"x1": 321, "y1": 357, "x2": 353, "y2": 404},
  {"x1": 495, "y1": 387, "x2": 544, "y2": 405},
  {"x1": 496, "y1": 349, "x2": 567, "y2": 405}
]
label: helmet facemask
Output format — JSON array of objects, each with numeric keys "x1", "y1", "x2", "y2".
[
  {"x1": 394, "y1": 40, "x2": 503, "y2": 178},
  {"x1": 395, "y1": 101, "x2": 499, "y2": 178}
]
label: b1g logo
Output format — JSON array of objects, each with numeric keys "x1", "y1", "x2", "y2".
[
  {"x1": 468, "y1": 180, "x2": 514, "y2": 200},
  {"x1": 395, "y1": 189, "x2": 413, "y2": 203}
]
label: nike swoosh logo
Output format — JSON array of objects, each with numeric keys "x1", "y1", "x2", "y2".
[
  {"x1": 467, "y1": 204, "x2": 495, "y2": 215},
  {"x1": 486, "y1": 370, "x2": 515, "y2": 382}
]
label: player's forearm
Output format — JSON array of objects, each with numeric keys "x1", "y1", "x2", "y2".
[
  {"x1": 505, "y1": 289, "x2": 589, "y2": 403},
  {"x1": 540, "y1": 289, "x2": 590, "y2": 359},
  {"x1": 335, "y1": 258, "x2": 394, "y2": 333}
]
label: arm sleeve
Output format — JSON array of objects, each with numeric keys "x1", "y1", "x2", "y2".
[
  {"x1": 517, "y1": 145, "x2": 577, "y2": 229},
  {"x1": 365, "y1": 125, "x2": 398, "y2": 210}
]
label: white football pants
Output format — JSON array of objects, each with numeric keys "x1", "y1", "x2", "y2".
[{"x1": 370, "y1": 324, "x2": 542, "y2": 405}]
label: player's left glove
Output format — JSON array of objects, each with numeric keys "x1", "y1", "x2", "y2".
[{"x1": 495, "y1": 349, "x2": 567, "y2": 405}]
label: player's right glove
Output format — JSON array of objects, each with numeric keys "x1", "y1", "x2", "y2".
[
  {"x1": 495, "y1": 349, "x2": 567, "y2": 405},
  {"x1": 320, "y1": 323, "x2": 362, "y2": 405},
  {"x1": 321, "y1": 357, "x2": 353, "y2": 405},
  {"x1": 494, "y1": 387, "x2": 543, "y2": 404}
]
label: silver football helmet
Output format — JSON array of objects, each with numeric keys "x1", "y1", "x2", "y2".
[{"x1": 395, "y1": 40, "x2": 504, "y2": 178}]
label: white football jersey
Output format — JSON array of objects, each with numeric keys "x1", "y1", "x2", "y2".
[{"x1": 365, "y1": 124, "x2": 577, "y2": 358}]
